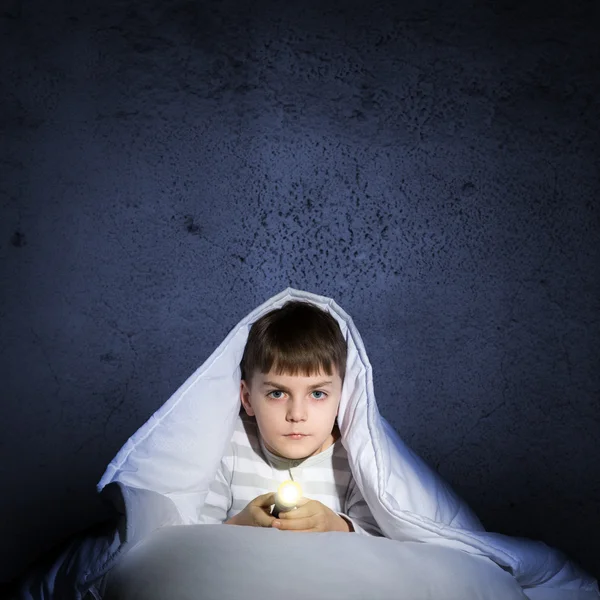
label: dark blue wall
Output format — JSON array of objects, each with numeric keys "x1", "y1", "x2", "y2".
[{"x1": 1, "y1": 0, "x2": 599, "y2": 584}]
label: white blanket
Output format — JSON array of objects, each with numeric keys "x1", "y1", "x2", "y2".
[
  {"x1": 103, "y1": 524, "x2": 530, "y2": 600},
  {"x1": 15, "y1": 288, "x2": 599, "y2": 599}
]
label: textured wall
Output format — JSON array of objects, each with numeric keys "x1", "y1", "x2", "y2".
[{"x1": 1, "y1": 0, "x2": 599, "y2": 585}]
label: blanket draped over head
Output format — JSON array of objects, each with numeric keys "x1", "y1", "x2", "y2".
[{"x1": 18, "y1": 288, "x2": 599, "y2": 599}]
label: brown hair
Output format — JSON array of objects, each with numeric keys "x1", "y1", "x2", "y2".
[{"x1": 240, "y1": 300, "x2": 347, "y2": 387}]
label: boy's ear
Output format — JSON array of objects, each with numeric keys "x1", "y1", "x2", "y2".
[{"x1": 240, "y1": 380, "x2": 255, "y2": 416}]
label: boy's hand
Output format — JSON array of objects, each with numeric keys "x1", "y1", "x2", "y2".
[
  {"x1": 225, "y1": 492, "x2": 277, "y2": 528},
  {"x1": 272, "y1": 498, "x2": 351, "y2": 533}
]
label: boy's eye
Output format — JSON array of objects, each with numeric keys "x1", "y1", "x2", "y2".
[{"x1": 266, "y1": 390, "x2": 328, "y2": 400}]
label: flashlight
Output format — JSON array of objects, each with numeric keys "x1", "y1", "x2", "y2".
[{"x1": 272, "y1": 480, "x2": 303, "y2": 519}]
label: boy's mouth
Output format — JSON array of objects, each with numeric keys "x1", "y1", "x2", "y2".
[{"x1": 285, "y1": 433, "x2": 309, "y2": 439}]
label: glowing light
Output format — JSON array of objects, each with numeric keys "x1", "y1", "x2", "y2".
[{"x1": 276, "y1": 480, "x2": 303, "y2": 509}]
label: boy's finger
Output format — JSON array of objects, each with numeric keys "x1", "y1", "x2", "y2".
[
  {"x1": 252, "y1": 506, "x2": 276, "y2": 527},
  {"x1": 275, "y1": 517, "x2": 312, "y2": 530},
  {"x1": 279, "y1": 503, "x2": 318, "y2": 519},
  {"x1": 279, "y1": 507, "x2": 306, "y2": 519},
  {"x1": 259, "y1": 513, "x2": 277, "y2": 527},
  {"x1": 254, "y1": 492, "x2": 276, "y2": 507}
]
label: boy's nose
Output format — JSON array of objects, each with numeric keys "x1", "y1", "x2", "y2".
[{"x1": 286, "y1": 400, "x2": 308, "y2": 421}]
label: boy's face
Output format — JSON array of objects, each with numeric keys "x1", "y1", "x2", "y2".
[{"x1": 240, "y1": 367, "x2": 343, "y2": 460}]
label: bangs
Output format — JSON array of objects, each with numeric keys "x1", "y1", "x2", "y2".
[{"x1": 258, "y1": 348, "x2": 338, "y2": 379}]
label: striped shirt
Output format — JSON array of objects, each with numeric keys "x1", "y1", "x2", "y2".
[{"x1": 197, "y1": 412, "x2": 382, "y2": 536}]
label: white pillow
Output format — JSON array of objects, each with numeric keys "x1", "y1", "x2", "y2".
[{"x1": 103, "y1": 524, "x2": 528, "y2": 600}]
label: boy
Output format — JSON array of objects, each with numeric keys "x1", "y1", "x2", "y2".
[{"x1": 198, "y1": 300, "x2": 382, "y2": 536}]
